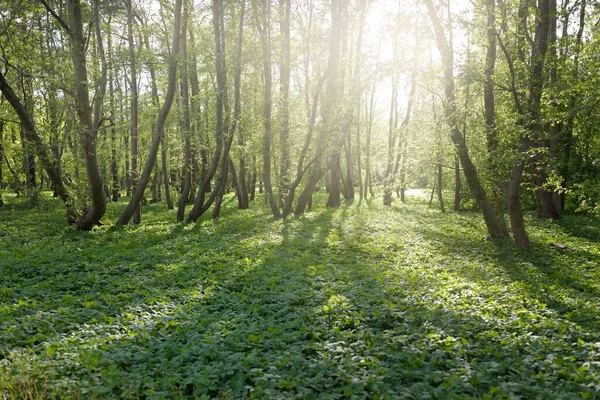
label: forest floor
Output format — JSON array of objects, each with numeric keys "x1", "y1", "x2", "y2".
[{"x1": 1, "y1": 191, "x2": 599, "y2": 399}]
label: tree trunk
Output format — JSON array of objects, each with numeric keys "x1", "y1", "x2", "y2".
[
  {"x1": 279, "y1": 0, "x2": 291, "y2": 207},
  {"x1": 383, "y1": 76, "x2": 397, "y2": 207},
  {"x1": 322, "y1": 0, "x2": 344, "y2": 209},
  {"x1": 127, "y1": 0, "x2": 141, "y2": 223},
  {"x1": 187, "y1": 0, "x2": 244, "y2": 222},
  {"x1": 424, "y1": 0, "x2": 507, "y2": 238},
  {"x1": 507, "y1": 139, "x2": 530, "y2": 247},
  {"x1": 258, "y1": 0, "x2": 282, "y2": 218},
  {"x1": 117, "y1": 0, "x2": 182, "y2": 225},
  {"x1": 161, "y1": 135, "x2": 173, "y2": 209},
  {"x1": 437, "y1": 163, "x2": 445, "y2": 212},
  {"x1": 107, "y1": 24, "x2": 119, "y2": 202},
  {"x1": 70, "y1": 0, "x2": 107, "y2": 230},
  {"x1": 177, "y1": 5, "x2": 192, "y2": 222},
  {"x1": 454, "y1": 155, "x2": 460, "y2": 211},
  {"x1": 0, "y1": 71, "x2": 78, "y2": 222}
]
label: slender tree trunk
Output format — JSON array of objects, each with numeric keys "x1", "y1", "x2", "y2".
[
  {"x1": 177, "y1": 5, "x2": 193, "y2": 222},
  {"x1": 212, "y1": 158, "x2": 229, "y2": 219},
  {"x1": 161, "y1": 135, "x2": 173, "y2": 209},
  {"x1": 424, "y1": 0, "x2": 507, "y2": 238},
  {"x1": 437, "y1": 163, "x2": 444, "y2": 212},
  {"x1": 250, "y1": 155, "x2": 257, "y2": 201},
  {"x1": 117, "y1": 0, "x2": 182, "y2": 225},
  {"x1": 279, "y1": 0, "x2": 291, "y2": 207},
  {"x1": 507, "y1": 138, "x2": 529, "y2": 247},
  {"x1": 291, "y1": 0, "x2": 343, "y2": 215},
  {"x1": 365, "y1": 84, "x2": 376, "y2": 200},
  {"x1": 139, "y1": 12, "x2": 174, "y2": 210},
  {"x1": 258, "y1": 0, "x2": 282, "y2": 218},
  {"x1": 454, "y1": 155, "x2": 460, "y2": 210},
  {"x1": 187, "y1": 0, "x2": 244, "y2": 222},
  {"x1": 383, "y1": 76, "x2": 397, "y2": 206},
  {"x1": 0, "y1": 71, "x2": 77, "y2": 222},
  {"x1": 324, "y1": 0, "x2": 344, "y2": 209},
  {"x1": 127, "y1": 0, "x2": 141, "y2": 223}
]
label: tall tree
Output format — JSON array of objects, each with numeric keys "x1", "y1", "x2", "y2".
[
  {"x1": 0, "y1": 70, "x2": 78, "y2": 222},
  {"x1": 257, "y1": 0, "x2": 282, "y2": 218},
  {"x1": 424, "y1": 0, "x2": 508, "y2": 238},
  {"x1": 177, "y1": 2, "x2": 193, "y2": 222},
  {"x1": 126, "y1": 0, "x2": 141, "y2": 223},
  {"x1": 117, "y1": 0, "x2": 183, "y2": 225},
  {"x1": 279, "y1": 0, "x2": 291, "y2": 207},
  {"x1": 67, "y1": 0, "x2": 108, "y2": 230}
]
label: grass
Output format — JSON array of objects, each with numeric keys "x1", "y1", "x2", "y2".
[{"x1": 0, "y1": 191, "x2": 599, "y2": 399}]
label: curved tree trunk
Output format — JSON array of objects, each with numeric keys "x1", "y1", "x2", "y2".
[
  {"x1": 70, "y1": 0, "x2": 107, "y2": 230},
  {"x1": 117, "y1": 0, "x2": 183, "y2": 226},
  {"x1": 0, "y1": 71, "x2": 78, "y2": 223},
  {"x1": 424, "y1": 0, "x2": 508, "y2": 238}
]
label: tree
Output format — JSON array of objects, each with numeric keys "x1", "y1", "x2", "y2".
[
  {"x1": 424, "y1": 0, "x2": 508, "y2": 238},
  {"x1": 118, "y1": 0, "x2": 183, "y2": 226}
]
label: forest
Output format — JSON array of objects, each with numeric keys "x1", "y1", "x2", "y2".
[{"x1": 0, "y1": 0, "x2": 599, "y2": 398}]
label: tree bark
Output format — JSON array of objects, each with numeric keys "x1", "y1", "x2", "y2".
[
  {"x1": 117, "y1": 0, "x2": 183, "y2": 225},
  {"x1": 177, "y1": 4, "x2": 192, "y2": 222},
  {"x1": 424, "y1": 0, "x2": 508, "y2": 238},
  {"x1": 0, "y1": 71, "x2": 78, "y2": 222},
  {"x1": 69, "y1": 0, "x2": 107, "y2": 230},
  {"x1": 187, "y1": 0, "x2": 244, "y2": 222},
  {"x1": 279, "y1": 0, "x2": 291, "y2": 207},
  {"x1": 258, "y1": 0, "x2": 282, "y2": 218},
  {"x1": 126, "y1": 0, "x2": 141, "y2": 223}
]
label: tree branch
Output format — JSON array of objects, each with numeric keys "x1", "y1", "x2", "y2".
[{"x1": 39, "y1": 0, "x2": 72, "y2": 38}]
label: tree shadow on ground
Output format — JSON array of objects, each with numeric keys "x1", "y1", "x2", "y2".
[{"x1": 1, "y1": 199, "x2": 599, "y2": 398}]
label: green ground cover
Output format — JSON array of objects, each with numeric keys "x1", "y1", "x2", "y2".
[{"x1": 1, "y1": 192, "x2": 599, "y2": 399}]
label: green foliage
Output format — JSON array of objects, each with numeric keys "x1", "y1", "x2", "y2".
[{"x1": 1, "y1": 193, "x2": 599, "y2": 398}]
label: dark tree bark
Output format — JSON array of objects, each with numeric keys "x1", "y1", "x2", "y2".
[
  {"x1": 496, "y1": 0, "x2": 554, "y2": 245},
  {"x1": 424, "y1": 0, "x2": 508, "y2": 238},
  {"x1": 212, "y1": 29, "x2": 245, "y2": 218},
  {"x1": 453, "y1": 154, "x2": 460, "y2": 210},
  {"x1": 69, "y1": 0, "x2": 108, "y2": 230},
  {"x1": 117, "y1": 0, "x2": 183, "y2": 225}
]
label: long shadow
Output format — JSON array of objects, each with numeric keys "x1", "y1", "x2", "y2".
[
  {"x1": 409, "y1": 213, "x2": 600, "y2": 331},
  {"x1": 552, "y1": 213, "x2": 600, "y2": 242},
  {"x1": 2, "y1": 200, "x2": 599, "y2": 398}
]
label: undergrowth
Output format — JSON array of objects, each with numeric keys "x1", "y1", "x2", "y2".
[{"x1": 0, "y1": 191, "x2": 599, "y2": 399}]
